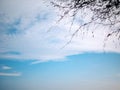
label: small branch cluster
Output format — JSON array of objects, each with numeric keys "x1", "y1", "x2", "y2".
[{"x1": 51, "y1": 0, "x2": 120, "y2": 47}]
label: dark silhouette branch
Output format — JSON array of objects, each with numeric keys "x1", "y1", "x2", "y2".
[{"x1": 51, "y1": 0, "x2": 120, "y2": 48}]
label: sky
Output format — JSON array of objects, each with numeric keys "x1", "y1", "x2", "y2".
[{"x1": 0, "y1": 0, "x2": 120, "y2": 90}]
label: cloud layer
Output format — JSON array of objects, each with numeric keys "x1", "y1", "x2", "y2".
[
  {"x1": 0, "y1": 72, "x2": 21, "y2": 76},
  {"x1": 0, "y1": 0, "x2": 120, "y2": 62}
]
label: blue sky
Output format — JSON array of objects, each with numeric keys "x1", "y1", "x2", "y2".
[
  {"x1": 0, "y1": 53, "x2": 120, "y2": 90},
  {"x1": 0, "y1": 0, "x2": 120, "y2": 90}
]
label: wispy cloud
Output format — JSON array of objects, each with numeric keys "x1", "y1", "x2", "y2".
[
  {"x1": 2, "y1": 65, "x2": 12, "y2": 70},
  {"x1": 0, "y1": 72, "x2": 21, "y2": 76},
  {"x1": 0, "y1": 0, "x2": 120, "y2": 62},
  {"x1": 0, "y1": 65, "x2": 21, "y2": 77}
]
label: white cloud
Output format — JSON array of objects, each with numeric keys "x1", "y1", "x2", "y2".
[
  {"x1": 0, "y1": 0, "x2": 120, "y2": 62},
  {"x1": 0, "y1": 72, "x2": 21, "y2": 76},
  {"x1": 2, "y1": 65, "x2": 12, "y2": 70},
  {"x1": 0, "y1": 65, "x2": 21, "y2": 77}
]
